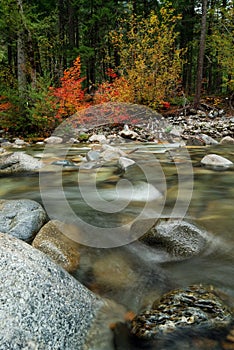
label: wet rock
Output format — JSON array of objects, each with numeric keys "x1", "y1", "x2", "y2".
[
  {"x1": 13, "y1": 138, "x2": 29, "y2": 147},
  {"x1": 51, "y1": 159, "x2": 77, "y2": 167},
  {"x1": 0, "y1": 199, "x2": 47, "y2": 242},
  {"x1": 220, "y1": 136, "x2": 234, "y2": 145},
  {"x1": 0, "y1": 151, "x2": 42, "y2": 173},
  {"x1": 93, "y1": 251, "x2": 137, "y2": 290},
  {"x1": 129, "y1": 284, "x2": 233, "y2": 342},
  {"x1": 0, "y1": 233, "x2": 125, "y2": 350},
  {"x1": 201, "y1": 154, "x2": 233, "y2": 170},
  {"x1": 32, "y1": 220, "x2": 80, "y2": 273},
  {"x1": 86, "y1": 150, "x2": 100, "y2": 162},
  {"x1": 118, "y1": 156, "x2": 136, "y2": 170},
  {"x1": 139, "y1": 219, "x2": 211, "y2": 260},
  {"x1": 44, "y1": 136, "x2": 63, "y2": 144}
]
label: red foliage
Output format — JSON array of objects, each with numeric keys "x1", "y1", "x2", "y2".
[
  {"x1": 0, "y1": 96, "x2": 12, "y2": 112},
  {"x1": 51, "y1": 57, "x2": 90, "y2": 119},
  {"x1": 162, "y1": 101, "x2": 171, "y2": 109}
]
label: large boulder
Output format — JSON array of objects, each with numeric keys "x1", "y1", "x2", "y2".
[
  {"x1": 0, "y1": 152, "x2": 42, "y2": 174},
  {"x1": 0, "y1": 233, "x2": 125, "y2": 350},
  {"x1": 0, "y1": 199, "x2": 48, "y2": 242}
]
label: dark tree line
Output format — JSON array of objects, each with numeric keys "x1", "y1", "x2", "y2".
[{"x1": 0, "y1": 0, "x2": 233, "y2": 132}]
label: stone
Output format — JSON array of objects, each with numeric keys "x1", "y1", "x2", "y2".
[
  {"x1": 0, "y1": 152, "x2": 42, "y2": 173},
  {"x1": 32, "y1": 220, "x2": 80, "y2": 273},
  {"x1": 199, "y1": 134, "x2": 218, "y2": 145},
  {"x1": 0, "y1": 199, "x2": 47, "y2": 242},
  {"x1": 89, "y1": 134, "x2": 107, "y2": 143},
  {"x1": 118, "y1": 156, "x2": 135, "y2": 170},
  {"x1": 92, "y1": 252, "x2": 137, "y2": 290},
  {"x1": 129, "y1": 284, "x2": 233, "y2": 342},
  {"x1": 0, "y1": 233, "x2": 125, "y2": 350},
  {"x1": 220, "y1": 136, "x2": 234, "y2": 145},
  {"x1": 119, "y1": 125, "x2": 139, "y2": 140},
  {"x1": 201, "y1": 154, "x2": 233, "y2": 170},
  {"x1": 86, "y1": 150, "x2": 100, "y2": 162},
  {"x1": 14, "y1": 138, "x2": 28, "y2": 146},
  {"x1": 51, "y1": 159, "x2": 77, "y2": 167},
  {"x1": 139, "y1": 219, "x2": 210, "y2": 260},
  {"x1": 44, "y1": 136, "x2": 63, "y2": 144}
]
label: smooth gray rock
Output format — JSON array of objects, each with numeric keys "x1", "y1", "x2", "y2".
[
  {"x1": 118, "y1": 156, "x2": 136, "y2": 170},
  {"x1": 0, "y1": 152, "x2": 42, "y2": 173},
  {"x1": 0, "y1": 233, "x2": 123, "y2": 350},
  {"x1": 0, "y1": 199, "x2": 47, "y2": 241},
  {"x1": 199, "y1": 133, "x2": 218, "y2": 145},
  {"x1": 201, "y1": 153, "x2": 233, "y2": 170},
  {"x1": 89, "y1": 134, "x2": 107, "y2": 143},
  {"x1": 44, "y1": 136, "x2": 63, "y2": 144}
]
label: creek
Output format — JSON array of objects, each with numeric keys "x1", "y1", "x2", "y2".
[{"x1": 1, "y1": 142, "x2": 234, "y2": 348}]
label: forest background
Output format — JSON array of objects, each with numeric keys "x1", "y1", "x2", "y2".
[{"x1": 0, "y1": 0, "x2": 233, "y2": 137}]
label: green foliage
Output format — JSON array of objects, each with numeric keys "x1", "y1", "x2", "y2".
[
  {"x1": 208, "y1": 6, "x2": 234, "y2": 92},
  {"x1": 0, "y1": 76, "x2": 59, "y2": 136}
]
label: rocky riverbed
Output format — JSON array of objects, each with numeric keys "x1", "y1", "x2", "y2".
[{"x1": 0, "y1": 102, "x2": 234, "y2": 349}]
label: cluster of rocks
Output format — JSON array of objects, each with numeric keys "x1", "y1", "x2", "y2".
[
  {"x1": 0, "y1": 104, "x2": 234, "y2": 348},
  {"x1": 166, "y1": 111, "x2": 234, "y2": 141},
  {"x1": 0, "y1": 196, "x2": 234, "y2": 349},
  {"x1": 0, "y1": 133, "x2": 233, "y2": 176}
]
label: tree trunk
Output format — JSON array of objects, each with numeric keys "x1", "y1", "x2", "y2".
[
  {"x1": 16, "y1": 0, "x2": 27, "y2": 95},
  {"x1": 194, "y1": 0, "x2": 208, "y2": 109}
]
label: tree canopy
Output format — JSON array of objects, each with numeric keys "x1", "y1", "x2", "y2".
[{"x1": 0, "y1": 0, "x2": 233, "y2": 136}]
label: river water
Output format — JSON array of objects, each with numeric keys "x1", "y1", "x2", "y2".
[{"x1": 1, "y1": 142, "x2": 234, "y2": 347}]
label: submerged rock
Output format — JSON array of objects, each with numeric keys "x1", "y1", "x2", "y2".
[
  {"x1": 32, "y1": 220, "x2": 80, "y2": 273},
  {"x1": 129, "y1": 285, "x2": 233, "y2": 342},
  {"x1": 0, "y1": 199, "x2": 47, "y2": 242},
  {"x1": 0, "y1": 233, "x2": 125, "y2": 350}
]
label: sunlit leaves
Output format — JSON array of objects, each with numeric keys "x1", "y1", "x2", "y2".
[{"x1": 99, "y1": 3, "x2": 185, "y2": 109}]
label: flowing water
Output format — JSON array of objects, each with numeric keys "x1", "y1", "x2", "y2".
[{"x1": 1, "y1": 142, "x2": 234, "y2": 348}]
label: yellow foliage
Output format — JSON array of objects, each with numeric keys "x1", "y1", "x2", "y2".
[{"x1": 106, "y1": 3, "x2": 185, "y2": 108}]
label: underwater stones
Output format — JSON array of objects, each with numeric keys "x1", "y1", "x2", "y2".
[
  {"x1": 32, "y1": 220, "x2": 80, "y2": 273},
  {"x1": 0, "y1": 199, "x2": 47, "y2": 242},
  {"x1": 129, "y1": 285, "x2": 233, "y2": 342},
  {"x1": 92, "y1": 252, "x2": 137, "y2": 290},
  {"x1": 201, "y1": 154, "x2": 233, "y2": 170},
  {"x1": 139, "y1": 219, "x2": 210, "y2": 260},
  {"x1": 0, "y1": 151, "x2": 42, "y2": 173},
  {"x1": 0, "y1": 232, "x2": 116, "y2": 350}
]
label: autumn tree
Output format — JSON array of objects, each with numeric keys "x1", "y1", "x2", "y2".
[
  {"x1": 98, "y1": 4, "x2": 185, "y2": 109},
  {"x1": 51, "y1": 56, "x2": 89, "y2": 119}
]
